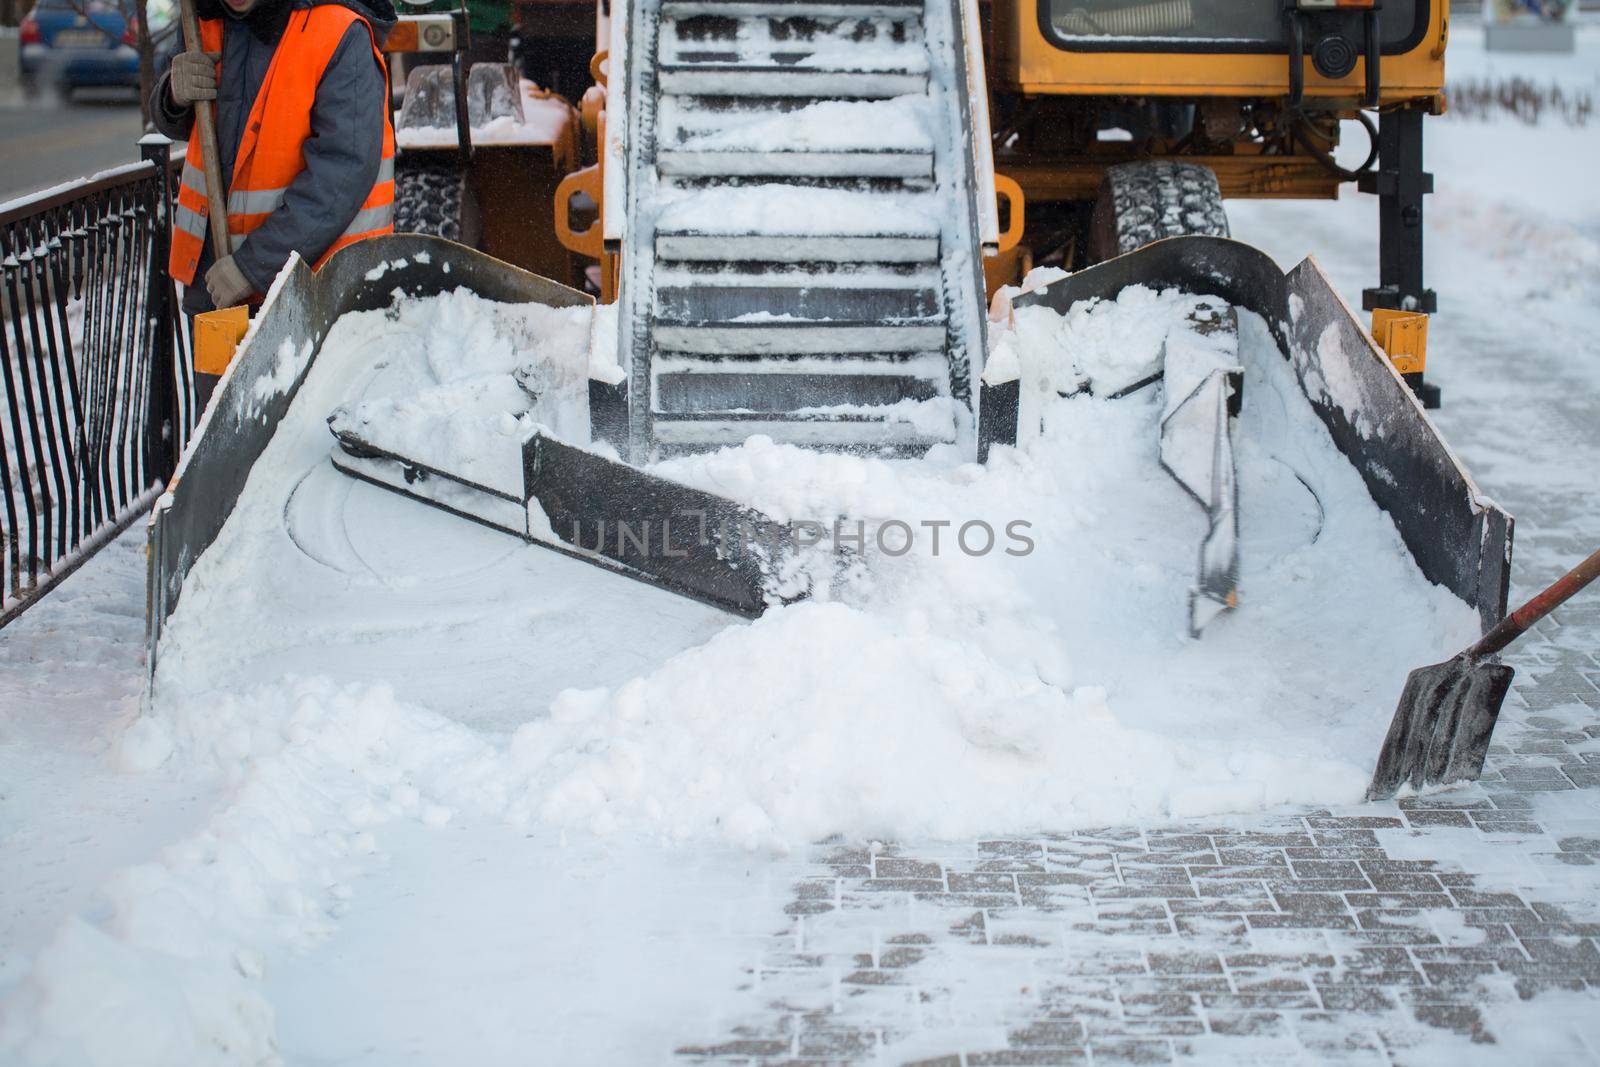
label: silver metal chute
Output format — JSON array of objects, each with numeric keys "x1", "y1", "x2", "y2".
[{"x1": 1157, "y1": 301, "x2": 1243, "y2": 636}]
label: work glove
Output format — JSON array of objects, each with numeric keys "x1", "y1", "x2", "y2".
[
  {"x1": 168, "y1": 50, "x2": 220, "y2": 109},
  {"x1": 205, "y1": 255, "x2": 255, "y2": 309}
]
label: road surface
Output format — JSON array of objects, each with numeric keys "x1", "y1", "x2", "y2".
[{"x1": 0, "y1": 93, "x2": 145, "y2": 203}]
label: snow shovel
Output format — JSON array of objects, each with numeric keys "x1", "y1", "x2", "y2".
[
  {"x1": 1368, "y1": 546, "x2": 1600, "y2": 800},
  {"x1": 178, "y1": 0, "x2": 231, "y2": 259}
]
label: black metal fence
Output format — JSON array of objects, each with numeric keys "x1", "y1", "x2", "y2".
[{"x1": 0, "y1": 139, "x2": 198, "y2": 626}]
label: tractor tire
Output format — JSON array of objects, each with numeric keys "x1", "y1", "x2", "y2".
[
  {"x1": 1088, "y1": 161, "x2": 1230, "y2": 264},
  {"x1": 393, "y1": 153, "x2": 480, "y2": 247}
]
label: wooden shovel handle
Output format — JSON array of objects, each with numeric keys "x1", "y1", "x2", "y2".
[
  {"x1": 1472, "y1": 546, "x2": 1600, "y2": 659},
  {"x1": 179, "y1": 0, "x2": 231, "y2": 260}
]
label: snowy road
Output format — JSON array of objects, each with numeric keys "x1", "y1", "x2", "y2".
[{"x1": 3, "y1": 23, "x2": 1600, "y2": 1066}]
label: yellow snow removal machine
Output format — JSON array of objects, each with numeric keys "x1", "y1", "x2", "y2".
[{"x1": 150, "y1": 0, "x2": 1514, "y2": 792}]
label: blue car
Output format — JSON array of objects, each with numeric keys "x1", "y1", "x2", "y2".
[{"x1": 20, "y1": 0, "x2": 174, "y2": 94}]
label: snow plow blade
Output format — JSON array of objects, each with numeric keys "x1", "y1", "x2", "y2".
[
  {"x1": 330, "y1": 429, "x2": 798, "y2": 618},
  {"x1": 1002, "y1": 235, "x2": 1514, "y2": 639},
  {"x1": 145, "y1": 236, "x2": 794, "y2": 681},
  {"x1": 1158, "y1": 303, "x2": 1243, "y2": 636}
]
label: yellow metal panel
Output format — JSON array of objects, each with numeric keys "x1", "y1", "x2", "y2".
[
  {"x1": 1371, "y1": 308, "x2": 1429, "y2": 375},
  {"x1": 193, "y1": 305, "x2": 250, "y2": 378},
  {"x1": 992, "y1": 0, "x2": 1446, "y2": 101},
  {"x1": 1003, "y1": 153, "x2": 1340, "y2": 202}
]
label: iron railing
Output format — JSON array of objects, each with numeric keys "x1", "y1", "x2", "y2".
[{"x1": 0, "y1": 139, "x2": 197, "y2": 626}]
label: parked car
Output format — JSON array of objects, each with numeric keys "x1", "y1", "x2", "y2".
[{"x1": 20, "y1": 0, "x2": 174, "y2": 95}]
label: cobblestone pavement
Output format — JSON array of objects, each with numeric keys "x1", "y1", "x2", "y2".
[
  {"x1": 673, "y1": 203, "x2": 1600, "y2": 1064},
  {"x1": 672, "y1": 663, "x2": 1600, "y2": 1065}
]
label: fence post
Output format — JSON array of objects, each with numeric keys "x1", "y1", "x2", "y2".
[{"x1": 141, "y1": 134, "x2": 180, "y2": 484}]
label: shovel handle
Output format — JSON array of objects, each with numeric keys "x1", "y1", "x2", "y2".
[
  {"x1": 179, "y1": 0, "x2": 231, "y2": 260},
  {"x1": 1471, "y1": 546, "x2": 1600, "y2": 659}
]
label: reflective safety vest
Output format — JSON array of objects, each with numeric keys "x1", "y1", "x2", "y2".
[{"x1": 169, "y1": 6, "x2": 395, "y2": 288}]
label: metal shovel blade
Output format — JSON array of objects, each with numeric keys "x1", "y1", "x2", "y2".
[{"x1": 1366, "y1": 655, "x2": 1515, "y2": 801}]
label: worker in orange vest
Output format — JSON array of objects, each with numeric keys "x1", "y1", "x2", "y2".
[{"x1": 150, "y1": 0, "x2": 396, "y2": 315}]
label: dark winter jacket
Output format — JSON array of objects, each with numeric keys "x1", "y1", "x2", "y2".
[{"x1": 150, "y1": 0, "x2": 397, "y2": 313}]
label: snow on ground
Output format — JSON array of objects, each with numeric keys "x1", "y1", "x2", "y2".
[
  {"x1": 2, "y1": 23, "x2": 1599, "y2": 1067},
  {"x1": 0, "y1": 537, "x2": 215, "y2": 1002}
]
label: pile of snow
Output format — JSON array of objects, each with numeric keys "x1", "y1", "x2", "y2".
[
  {"x1": 0, "y1": 679, "x2": 487, "y2": 1067},
  {"x1": 326, "y1": 289, "x2": 590, "y2": 494}
]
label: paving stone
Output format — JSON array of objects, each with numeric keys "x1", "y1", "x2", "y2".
[
  {"x1": 933, "y1": 894, "x2": 1028, "y2": 912},
  {"x1": 1213, "y1": 849, "x2": 1291, "y2": 867},
  {"x1": 1054, "y1": 952, "x2": 1148, "y2": 976},
  {"x1": 1088, "y1": 1018, "x2": 1206, "y2": 1038},
  {"x1": 1206, "y1": 1011, "x2": 1286, "y2": 1037},
  {"x1": 1174, "y1": 914, "x2": 1249, "y2": 940},
  {"x1": 967, "y1": 1050, "x2": 1088, "y2": 1065},
  {"x1": 1139, "y1": 976, "x2": 1233, "y2": 994},
  {"x1": 1315, "y1": 984, "x2": 1399, "y2": 1012},
  {"x1": 1272, "y1": 892, "x2": 1351, "y2": 915},
  {"x1": 1084, "y1": 1038, "x2": 1174, "y2": 1064},
  {"x1": 1228, "y1": 973, "x2": 1315, "y2": 995},
  {"x1": 677, "y1": 1039, "x2": 793, "y2": 1057},
  {"x1": 1093, "y1": 885, "x2": 1197, "y2": 901},
  {"x1": 860, "y1": 878, "x2": 944, "y2": 893},
  {"x1": 1225, "y1": 952, "x2": 1337, "y2": 970},
  {"x1": 947, "y1": 872, "x2": 1019, "y2": 895},
  {"x1": 784, "y1": 900, "x2": 836, "y2": 917},
  {"x1": 1117, "y1": 867, "x2": 1193, "y2": 885},
  {"x1": 1118, "y1": 993, "x2": 1197, "y2": 1018},
  {"x1": 1306, "y1": 816, "x2": 1404, "y2": 830},
  {"x1": 1006, "y1": 1021, "x2": 1087, "y2": 1047},
  {"x1": 1338, "y1": 929, "x2": 1441, "y2": 948},
  {"x1": 1170, "y1": 896, "x2": 1267, "y2": 916},
  {"x1": 1285, "y1": 845, "x2": 1388, "y2": 859},
  {"x1": 795, "y1": 1027, "x2": 878, "y2": 1057},
  {"x1": 1398, "y1": 798, "x2": 1494, "y2": 811},
  {"x1": 879, "y1": 947, "x2": 926, "y2": 968},
  {"x1": 976, "y1": 858, "x2": 1049, "y2": 873},
  {"x1": 1225, "y1": 833, "x2": 1315, "y2": 848},
  {"x1": 1418, "y1": 961, "x2": 1500, "y2": 986},
  {"x1": 1199, "y1": 991, "x2": 1320, "y2": 1011},
  {"x1": 1016, "y1": 872, "x2": 1100, "y2": 888},
  {"x1": 1402, "y1": 810, "x2": 1475, "y2": 828},
  {"x1": 981, "y1": 840, "x2": 1046, "y2": 858},
  {"x1": 1245, "y1": 912, "x2": 1357, "y2": 931},
  {"x1": 1281, "y1": 877, "x2": 1379, "y2": 892},
  {"x1": 1145, "y1": 834, "x2": 1213, "y2": 852},
  {"x1": 873, "y1": 857, "x2": 943, "y2": 880},
  {"x1": 1145, "y1": 951, "x2": 1224, "y2": 975},
  {"x1": 1408, "y1": 1004, "x2": 1494, "y2": 1043}
]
